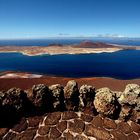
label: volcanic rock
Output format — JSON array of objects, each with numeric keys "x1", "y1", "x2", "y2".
[
  {"x1": 28, "y1": 116, "x2": 43, "y2": 128},
  {"x1": 117, "y1": 121, "x2": 132, "y2": 134},
  {"x1": 0, "y1": 88, "x2": 28, "y2": 127},
  {"x1": 49, "y1": 127, "x2": 61, "y2": 139},
  {"x1": 118, "y1": 84, "x2": 140, "y2": 121},
  {"x1": 62, "y1": 111, "x2": 78, "y2": 120},
  {"x1": 12, "y1": 117, "x2": 28, "y2": 133},
  {"x1": 49, "y1": 84, "x2": 65, "y2": 111},
  {"x1": 77, "y1": 41, "x2": 115, "y2": 48},
  {"x1": 56, "y1": 121, "x2": 67, "y2": 133},
  {"x1": 79, "y1": 85, "x2": 95, "y2": 110},
  {"x1": 0, "y1": 91, "x2": 5, "y2": 104},
  {"x1": 127, "y1": 133, "x2": 139, "y2": 140},
  {"x1": 63, "y1": 131, "x2": 75, "y2": 139},
  {"x1": 38, "y1": 126, "x2": 50, "y2": 135},
  {"x1": 18, "y1": 128, "x2": 37, "y2": 140},
  {"x1": 68, "y1": 119, "x2": 85, "y2": 133},
  {"x1": 2, "y1": 132, "x2": 17, "y2": 140},
  {"x1": 0, "y1": 91, "x2": 5, "y2": 115},
  {"x1": 80, "y1": 113, "x2": 93, "y2": 122},
  {"x1": 91, "y1": 116, "x2": 103, "y2": 128},
  {"x1": 93, "y1": 88, "x2": 117, "y2": 117},
  {"x1": 119, "y1": 84, "x2": 140, "y2": 106},
  {"x1": 131, "y1": 110, "x2": 140, "y2": 123},
  {"x1": 45, "y1": 112, "x2": 61, "y2": 125},
  {"x1": 64, "y1": 80, "x2": 79, "y2": 111},
  {"x1": 103, "y1": 117, "x2": 117, "y2": 129},
  {"x1": 0, "y1": 128, "x2": 9, "y2": 139},
  {"x1": 31, "y1": 84, "x2": 53, "y2": 112},
  {"x1": 74, "y1": 135, "x2": 88, "y2": 140},
  {"x1": 84, "y1": 124, "x2": 111, "y2": 139},
  {"x1": 119, "y1": 105, "x2": 132, "y2": 121},
  {"x1": 111, "y1": 130, "x2": 127, "y2": 140},
  {"x1": 131, "y1": 121, "x2": 140, "y2": 133},
  {"x1": 2, "y1": 88, "x2": 26, "y2": 111}
]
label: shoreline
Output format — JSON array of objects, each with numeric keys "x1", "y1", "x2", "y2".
[
  {"x1": 1, "y1": 71, "x2": 140, "y2": 80},
  {"x1": 0, "y1": 46, "x2": 123, "y2": 56},
  {"x1": 0, "y1": 41, "x2": 137, "y2": 56},
  {"x1": 0, "y1": 71, "x2": 140, "y2": 91}
]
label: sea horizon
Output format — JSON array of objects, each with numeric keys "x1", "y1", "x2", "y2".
[{"x1": 1, "y1": 37, "x2": 140, "y2": 47}]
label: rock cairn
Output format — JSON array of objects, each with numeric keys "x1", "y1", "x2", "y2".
[{"x1": 0, "y1": 80, "x2": 140, "y2": 140}]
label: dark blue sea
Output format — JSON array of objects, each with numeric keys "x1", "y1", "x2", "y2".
[
  {"x1": 0, "y1": 38, "x2": 140, "y2": 46},
  {"x1": 0, "y1": 50, "x2": 140, "y2": 79},
  {"x1": 0, "y1": 38, "x2": 140, "y2": 79}
]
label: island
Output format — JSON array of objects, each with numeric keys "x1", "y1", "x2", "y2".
[{"x1": 0, "y1": 41, "x2": 138, "y2": 56}]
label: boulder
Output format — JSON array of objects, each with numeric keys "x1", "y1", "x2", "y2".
[
  {"x1": 119, "y1": 84, "x2": 140, "y2": 106},
  {"x1": 0, "y1": 91, "x2": 5, "y2": 106},
  {"x1": 2, "y1": 88, "x2": 26, "y2": 111},
  {"x1": 79, "y1": 85, "x2": 95, "y2": 110},
  {"x1": 49, "y1": 84, "x2": 65, "y2": 110},
  {"x1": 0, "y1": 88, "x2": 27, "y2": 127},
  {"x1": 32, "y1": 84, "x2": 53, "y2": 111},
  {"x1": 93, "y1": 88, "x2": 118, "y2": 117},
  {"x1": 118, "y1": 84, "x2": 140, "y2": 121},
  {"x1": 64, "y1": 80, "x2": 79, "y2": 111}
]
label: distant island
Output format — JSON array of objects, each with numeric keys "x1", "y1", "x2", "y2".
[{"x1": 0, "y1": 41, "x2": 138, "y2": 56}]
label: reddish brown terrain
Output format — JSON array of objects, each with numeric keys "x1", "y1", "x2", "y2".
[
  {"x1": 75, "y1": 41, "x2": 119, "y2": 48},
  {"x1": 0, "y1": 76, "x2": 140, "y2": 140},
  {"x1": 0, "y1": 73, "x2": 140, "y2": 91},
  {"x1": 0, "y1": 71, "x2": 140, "y2": 140}
]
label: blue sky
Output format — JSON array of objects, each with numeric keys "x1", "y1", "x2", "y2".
[{"x1": 0, "y1": 0, "x2": 140, "y2": 39}]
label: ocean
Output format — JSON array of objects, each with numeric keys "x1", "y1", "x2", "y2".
[
  {"x1": 0, "y1": 50, "x2": 140, "y2": 79},
  {"x1": 0, "y1": 38, "x2": 140, "y2": 79},
  {"x1": 0, "y1": 38, "x2": 140, "y2": 46}
]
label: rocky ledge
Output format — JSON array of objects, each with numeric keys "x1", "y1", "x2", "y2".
[{"x1": 0, "y1": 80, "x2": 139, "y2": 140}]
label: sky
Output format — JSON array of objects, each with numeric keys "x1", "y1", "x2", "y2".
[{"x1": 0, "y1": 0, "x2": 140, "y2": 39}]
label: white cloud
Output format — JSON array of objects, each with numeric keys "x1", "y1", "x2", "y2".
[
  {"x1": 58, "y1": 33, "x2": 70, "y2": 36},
  {"x1": 94, "y1": 33, "x2": 126, "y2": 38}
]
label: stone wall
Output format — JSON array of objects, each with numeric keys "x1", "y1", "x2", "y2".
[{"x1": 0, "y1": 80, "x2": 139, "y2": 127}]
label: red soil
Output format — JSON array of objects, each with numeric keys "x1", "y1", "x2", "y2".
[{"x1": 0, "y1": 76, "x2": 140, "y2": 91}]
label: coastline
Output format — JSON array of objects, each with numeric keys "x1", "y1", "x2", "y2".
[
  {"x1": 0, "y1": 41, "x2": 139, "y2": 56},
  {"x1": 0, "y1": 71, "x2": 140, "y2": 91},
  {"x1": 0, "y1": 46, "x2": 123, "y2": 56}
]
